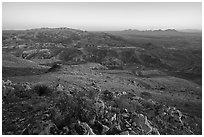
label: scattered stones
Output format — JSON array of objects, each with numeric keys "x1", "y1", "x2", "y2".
[
  {"x1": 90, "y1": 64, "x2": 108, "y2": 70},
  {"x1": 2, "y1": 79, "x2": 201, "y2": 135}
]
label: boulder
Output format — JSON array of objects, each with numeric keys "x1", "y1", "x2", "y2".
[
  {"x1": 2, "y1": 86, "x2": 15, "y2": 99},
  {"x1": 3, "y1": 80, "x2": 13, "y2": 86},
  {"x1": 56, "y1": 84, "x2": 64, "y2": 92},
  {"x1": 92, "y1": 120, "x2": 104, "y2": 134},
  {"x1": 129, "y1": 130, "x2": 138, "y2": 135},
  {"x1": 151, "y1": 128, "x2": 160, "y2": 135},
  {"x1": 107, "y1": 124, "x2": 122, "y2": 135},
  {"x1": 22, "y1": 83, "x2": 32, "y2": 91},
  {"x1": 62, "y1": 126, "x2": 70, "y2": 135},
  {"x1": 94, "y1": 100, "x2": 105, "y2": 112},
  {"x1": 74, "y1": 121, "x2": 87, "y2": 135},
  {"x1": 80, "y1": 122, "x2": 96, "y2": 135},
  {"x1": 101, "y1": 124, "x2": 110, "y2": 134},
  {"x1": 134, "y1": 114, "x2": 153, "y2": 134},
  {"x1": 120, "y1": 131, "x2": 129, "y2": 135}
]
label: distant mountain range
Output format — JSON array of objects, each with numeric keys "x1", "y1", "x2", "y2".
[
  {"x1": 121, "y1": 29, "x2": 202, "y2": 33},
  {"x1": 3, "y1": 27, "x2": 202, "y2": 34},
  {"x1": 107, "y1": 28, "x2": 202, "y2": 35},
  {"x1": 178, "y1": 29, "x2": 202, "y2": 33}
]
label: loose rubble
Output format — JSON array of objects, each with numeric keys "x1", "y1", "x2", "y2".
[{"x1": 2, "y1": 80, "x2": 202, "y2": 135}]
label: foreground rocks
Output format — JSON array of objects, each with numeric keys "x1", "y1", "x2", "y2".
[{"x1": 2, "y1": 80, "x2": 202, "y2": 135}]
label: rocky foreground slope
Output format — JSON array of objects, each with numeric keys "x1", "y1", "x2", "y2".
[{"x1": 2, "y1": 63, "x2": 202, "y2": 135}]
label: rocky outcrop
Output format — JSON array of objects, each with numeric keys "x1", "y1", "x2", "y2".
[{"x1": 2, "y1": 80, "x2": 201, "y2": 135}]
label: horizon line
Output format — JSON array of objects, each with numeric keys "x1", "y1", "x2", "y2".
[{"x1": 2, "y1": 27, "x2": 202, "y2": 32}]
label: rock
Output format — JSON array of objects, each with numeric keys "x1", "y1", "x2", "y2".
[
  {"x1": 120, "y1": 131, "x2": 129, "y2": 135},
  {"x1": 122, "y1": 113, "x2": 129, "y2": 119},
  {"x1": 171, "y1": 108, "x2": 183, "y2": 123},
  {"x1": 114, "y1": 125, "x2": 122, "y2": 131},
  {"x1": 22, "y1": 82, "x2": 32, "y2": 91},
  {"x1": 147, "y1": 109, "x2": 156, "y2": 119},
  {"x1": 70, "y1": 129, "x2": 78, "y2": 135},
  {"x1": 93, "y1": 120, "x2": 104, "y2": 134},
  {"x1": 124, "y1": 120, "x2": 131, "y2": 127},
  {"x1": 111, "y1": 113, "x2": 117, "y2": 122},
  {"x1": 151, "y1": 128, "x2": 160, "y2": 135},
  {"x1": 74, "y1": 121, "x2": 87, "y2": 135},
  {"x1": 127, "y1": 127, "x2": 132, "y2": 130},
  {"x1": 3, "y1": 80, "x2": 13, "y2": 86},
  {"x1": 89, "y1": 115, "x2": 96, "y2": 125},
  {"x1": 56, "y1": 84, "x2": 64, "y2": 92},
  {"x1": 132, "y1": 122, "x2": 137, "y2": 127},
  {"x1": 21, "y1": 128, "x2": 29, "y2": 135},
  {"x1": 123, "y1": 108, "x2": 128, "y2": 113},
  {"x1": 102, "y1": 118, "x2": 110, "y2": 125},
  {"x1": 28, "y1": 120, "x2": 58, "y2": 135},
  {"x1": 107, "y1": 124, "x2": 121, "y2": 135},
  {"x1": 94, "y1": 100, "x2": 105, "y2": 112},
  {"x1": 135, "y1": 114, "x2": 153, "y2": 134},
  {"x1": 2, "y1": 86, "x2": 15, "y2": 99},
  {"x1": 90, "y1": 64, "x2": 108, "y2": 70},
  {"x1": 129, "y1": 130, "x2": 138, "y2": 135},
  {"x1": 91, "y1": 120, "x2": 109, "y2": 134},
  {"x1": 102, "y1": 90, "x2": 115, "y2": 101},
  {"x1": 102, "y1": 124, "x2": 110, "y2": 134},
  {"x1": 80, "y1": 122, "x2": 96, "y2": 135},
  {"x1": 62, "y1": 126, "x2": 70, "y2": 134}
]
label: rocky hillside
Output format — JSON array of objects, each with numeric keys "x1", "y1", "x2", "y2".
[
  {"x1": 2, "y1": 63, "x2": 202, "y2": 135},
  {"x1": 2, "y1": 28, "x2": 202, "y2": 85},
  {"x1": 2, "y1": 28, "x2": 202, "y2": 135}
]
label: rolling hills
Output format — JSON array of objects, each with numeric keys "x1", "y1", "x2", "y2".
[{"x1": 2, "y1": 27, "x2": 202, "y2": 135}]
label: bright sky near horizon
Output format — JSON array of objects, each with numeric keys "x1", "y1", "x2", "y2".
[{"x1": 2, "y1": 2, "x2": 202, "y2": 31}]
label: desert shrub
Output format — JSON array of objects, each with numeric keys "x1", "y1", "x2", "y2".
[
  {"x1": 2, "y1": 86, "x2": 16, "y2": 101},
  {"x1": 113, "y1": 96, "x2": 141, "y2": 113},
  {"x1": 101, "y1": 57, "x2": 123, "y2": 69},
  {"x1": 52, "y1": 63, "x2": 61, "y2": 69},
  {"x1": 50, "y1": 90, "x2": 98, "y2": 128},
  {"x1": 2, "y1": 80, "x2": 33, "y2": 102},
  {"x1": 77, "y1": 96, "x2": 96, "y2": 122},
  {"x1": 58, "y1": 48, "x2": 83, "y2": 62},
  {"x1": 13, "y1": 84, "x2": 30, "y2": 98},
  {"x1": 140, "y1": 91, "x2": 152, "y2": 99},
  {"x1": 101, "y1": 90, "x2": 115, "y2": 102},
  {"x1": 84, "y1": 47, "x2": 108, "y2": 63},
  {"x1": 47, "y1": 63, "x2": 62, "y2": 72},
  {"x1": 120, "y1": 49, "x2": 140, "y2": 64},
  {"x1": 33, "y1": 84, "x2": 53, "y2": 96}
]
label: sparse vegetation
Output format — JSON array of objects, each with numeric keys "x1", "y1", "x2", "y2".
[
  {"x1": 2, "y1": 28, "x2": 202, "y2": 135},
  {"x1": 140, "y1": 91, "x2": 152, "y2": 99},
  {"x1": 33, "y1": 84, "x2": 53, "y2": 96}
]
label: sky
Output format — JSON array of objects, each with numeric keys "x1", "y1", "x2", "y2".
[{"x1": 2, "y1": 2, "x2": 202, "y2": 31}]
